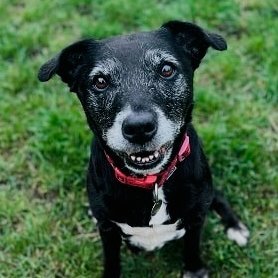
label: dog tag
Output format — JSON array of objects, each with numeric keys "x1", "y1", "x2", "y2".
[
  {"x1": 151, "y1": 199, "x2": 162, "y2": 216},
  {"x1": 151, "y1": 183, "x2": 162, "y2": 216}
]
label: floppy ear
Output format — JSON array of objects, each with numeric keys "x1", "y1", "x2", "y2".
[
  {"x1": 38, "y1": 39, "x2": 96, "y2": 92},
  {"x1": 162, "y1": 21, "x2": 227, "y2": 69}
]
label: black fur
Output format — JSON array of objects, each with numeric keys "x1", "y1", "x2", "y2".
[{"x1": 39, "y1": 21, "x2": 246, "y2": 278}]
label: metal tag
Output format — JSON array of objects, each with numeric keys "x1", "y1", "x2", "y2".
[
  {"x1": 151, "y1": 199, "x2": 162, "y2": 216},
  {"x1": 151, "y1": 183, "x2": 162, "y2": 216}
]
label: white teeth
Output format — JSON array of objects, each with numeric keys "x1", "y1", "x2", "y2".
[
  {"x1": 130, "y1": 149, "x2": 162, "y2": 164},
  {"x1": 131, "y1": 155, "x2": 136, "y2": 161}
]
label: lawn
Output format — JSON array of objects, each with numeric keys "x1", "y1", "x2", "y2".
[{"x1": 0, "y1": 0, "x2": 277, "y2": 277}]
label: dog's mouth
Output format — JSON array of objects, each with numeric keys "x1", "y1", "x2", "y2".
[{"x1": 117, "y1": 142, "x2": 172, "y2": 171}]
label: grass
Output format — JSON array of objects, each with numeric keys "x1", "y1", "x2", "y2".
[{"x1": 0, "y1": 0, "x2": 277, "y2": 277}]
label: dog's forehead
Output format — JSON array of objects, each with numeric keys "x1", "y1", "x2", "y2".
[{"x1": 98, "y1": 29, "x2": 176, "y2": 62}]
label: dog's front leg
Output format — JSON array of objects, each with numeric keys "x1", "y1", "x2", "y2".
[
  {"x1": 99, "y1": 224, "x2": 122, "y2": 278},
  {"x1": 182, "y1": 223, "x2": 208, "y2": 278}
]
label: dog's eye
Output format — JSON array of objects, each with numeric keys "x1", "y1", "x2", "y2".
[
  {"x1": 93, "y1": 76, "x2": 108, "y2": 91},
  {"x1": 160, "y1": 64, "x2": 175, "y2": 78}
]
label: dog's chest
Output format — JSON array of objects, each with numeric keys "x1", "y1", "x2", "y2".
[{"x1": 115, "y1": 187, "x2": 185, "y2": 251}]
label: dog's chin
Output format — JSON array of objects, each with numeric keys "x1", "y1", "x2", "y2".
[{"x1": 116, "y1": 142, "x2": 173, "y2": 175}]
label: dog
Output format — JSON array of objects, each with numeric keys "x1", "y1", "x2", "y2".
[{"x1": 38, "y1": 20, "x2": 249, "y2": 278}]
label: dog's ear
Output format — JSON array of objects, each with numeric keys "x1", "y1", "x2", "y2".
[
  {"x1": 38, "y1": 39, "x2": 96, "y2": 92},
  {"x1": 162, "y1": 21, "x2": 227, "y2": 69}
]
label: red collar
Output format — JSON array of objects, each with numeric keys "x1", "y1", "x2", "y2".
[{"x1": 105, "y1": 134, "x2": 190, "y2": 190}]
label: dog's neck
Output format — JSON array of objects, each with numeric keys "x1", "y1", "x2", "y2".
[{"x1": 104, "y1": 133, "x2": 191, "y2": 189}]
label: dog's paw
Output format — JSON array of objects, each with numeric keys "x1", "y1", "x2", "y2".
[
  {"x1": 182, "y1": 268, "x2": 209, "y2": 278},
  {"x1": 226, "y1": 222, "x2": 250, "y2": 246}
]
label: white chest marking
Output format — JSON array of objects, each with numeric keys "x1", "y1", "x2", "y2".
[
  {"x1": 115, "y1": 221, "x2": 185, "y2": 251},
  {"x1": 115, "y1": 187, "x2": 185, "y2": 251}
]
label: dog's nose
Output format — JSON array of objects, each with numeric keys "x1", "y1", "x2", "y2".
[{"x1": 122, "y1": 112, "x2": 157, "y2": 144}]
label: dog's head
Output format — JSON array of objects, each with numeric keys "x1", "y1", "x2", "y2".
[{"x1": 38, "y1": 21, "x2": 226, "y2": 175}]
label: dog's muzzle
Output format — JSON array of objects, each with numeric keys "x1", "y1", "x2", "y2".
[{"x1": 105, "y1": 106, "x2": 179, "y2": 174}]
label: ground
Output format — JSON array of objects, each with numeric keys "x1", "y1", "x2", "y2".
[{"x1": 0, "y1": 0, "x2": 277, "y2": 277}]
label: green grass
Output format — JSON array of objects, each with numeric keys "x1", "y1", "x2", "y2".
[{"x1": 0, "y1": 0, "x2": 277, "y2": 277}]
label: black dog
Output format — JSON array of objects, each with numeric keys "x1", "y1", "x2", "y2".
[{"x1": 38, "y1": 21, "x2": 249, "y2": 278}]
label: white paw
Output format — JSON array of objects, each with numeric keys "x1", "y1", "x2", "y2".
[
  {"x1": 226, "y1": 222, "x2": 250, "y2": 246},
  {"x1": 183, "y1": 268, "x2": 208, "y2": 278}
]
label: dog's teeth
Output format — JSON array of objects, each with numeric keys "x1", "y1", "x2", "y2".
[
  {"x1": 131, "y1": 151, "x2": 161, "y2": 164},
  {"x1": 131, "y1": 155, "x2": 136, "y2": 161}
]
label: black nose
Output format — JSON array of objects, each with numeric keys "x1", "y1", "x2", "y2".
[{"x1": 122, "y1": 112, "x2": 157, "y2": 144}]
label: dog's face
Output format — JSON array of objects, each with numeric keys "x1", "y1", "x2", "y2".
[{"x1": 39, "y1": 21, "x2": 226, "y2": 175}]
